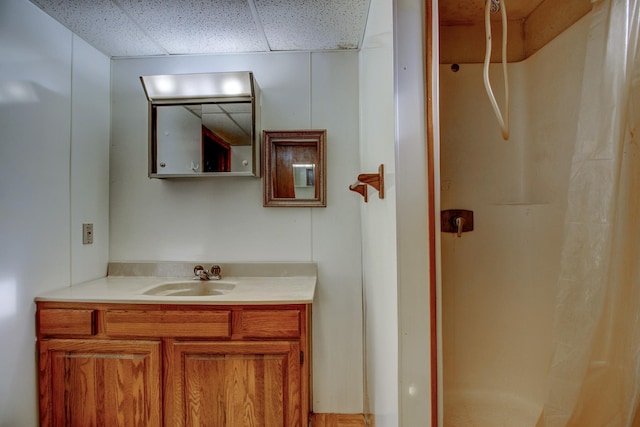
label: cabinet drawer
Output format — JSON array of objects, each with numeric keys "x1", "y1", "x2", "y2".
[
  {"x1": 105, "y1": 310, "x2": 231, "y2": 338},
  {"x1": 38, "y1": 309, "x2": 96, "y2": 337},
  {"x1": 234, "y1": 310, "x2": 300, "y2": 338}
]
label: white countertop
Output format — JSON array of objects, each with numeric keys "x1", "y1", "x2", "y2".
[{"x1": 35, "y1": 262, "x2": 316, "y2": 305}]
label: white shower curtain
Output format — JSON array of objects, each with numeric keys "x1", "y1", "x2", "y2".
[{"x1": 536, "y1": 0, "x2": 640, "y2": 426}]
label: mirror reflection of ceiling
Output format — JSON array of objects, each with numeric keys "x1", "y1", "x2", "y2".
[
  {"x1": 201, "y1": 103, "x2": 252, "y2": 146},
  {"x1": 182, "y1": 104, "x2": 251, "y2": 146},
  {"x1": 28, "y1": 0, "x2": 370, "y2": 58},
  {"x1": 439, "y1": 0, "x2": 592, "y2": 63}
]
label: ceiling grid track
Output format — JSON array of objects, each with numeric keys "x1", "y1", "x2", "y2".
[
  {"x1": 246, "y1": 0, "x2": 272, "y2": 52},
  {"x1": 111, "y1": 0, "x2": 169, "y2": 55}
]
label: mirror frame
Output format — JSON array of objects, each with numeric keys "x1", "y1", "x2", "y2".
[{"x1": 263, "y1": 130, "x2": 326, "y2": 207}]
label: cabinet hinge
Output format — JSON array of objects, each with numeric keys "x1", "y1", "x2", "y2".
[{"x1": 300, "y1": 351, "x2": 304, "y2": 364}]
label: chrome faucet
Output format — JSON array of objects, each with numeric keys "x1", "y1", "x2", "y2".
[{"x1": 193, "y1": 265, "x2": 222, "y2": 281}]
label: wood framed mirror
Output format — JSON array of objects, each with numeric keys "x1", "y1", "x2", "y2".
[{"x1": 263, "y1": 130, "x2": 326, "y2": 207}]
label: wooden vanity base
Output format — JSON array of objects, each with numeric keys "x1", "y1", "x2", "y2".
[{"x1": 36, "y1": 301, "x2": 311, "y2": 427}]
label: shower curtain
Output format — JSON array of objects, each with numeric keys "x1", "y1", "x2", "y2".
[{"x1": 536, "y1": 0, "x2": 640, "y2": 426}]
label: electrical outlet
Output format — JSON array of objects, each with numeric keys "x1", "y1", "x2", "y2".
[{"x1": 83, "y1": 223, "x2": 94, "y2": 244}]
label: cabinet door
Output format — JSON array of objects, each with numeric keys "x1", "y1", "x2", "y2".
[
  {"x1": 38, "y1": 339, "x2": 161, "y2": 427},
  {"x1": 167, "y1": 340, "x2": 302, "y2": 427}
]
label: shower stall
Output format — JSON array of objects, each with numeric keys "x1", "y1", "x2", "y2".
[{"x1": 438, "y1": 0, "x2": 640, "y2": 425}]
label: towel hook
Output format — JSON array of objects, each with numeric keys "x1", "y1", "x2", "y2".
[{"x1": 349, "y1": 164, "x2": 384, "y2": 202}]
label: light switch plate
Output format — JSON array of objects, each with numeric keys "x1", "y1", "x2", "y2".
[{"x1": 83, "y1": 223, "x2": 94, "y2": 244}]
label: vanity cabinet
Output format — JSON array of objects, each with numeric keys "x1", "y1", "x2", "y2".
[
  {"x1": 36, "y1": 303, "x2": 311, "y2": 427},
  {"x1": 167, "y1": 341, "x2": 301, "y2": 426},
  {"x1": 38, "y1": 338, "x2": 161, "y2": 426}
]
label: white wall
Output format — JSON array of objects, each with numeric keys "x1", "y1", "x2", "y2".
[
  {"x1": 0, "y1": 0, "x2": 110, "y2": 424},
  {"x1": 439, "y1": 12, "x2": 590, "y2": 416},
  {"x1": 110, "y1": 51, "x2": 364, "y2": 412},
  {"x1": 358, "y1": 1, "x2": 433, "y2": 424},
  {"x1": 71, "y1": 35, "x2": 111, "y2": 284},
  {"x1": 359, "y1": 0, "x2": 398, "y2": 424},
  {"x1": 355, "y1": 0, "x2": 431, "y2": 423},
  {"x1": 0, "y1": 0, "x2": 429, "y2": 421},
  {"x1": 394, "y1": 0, "x2": 433, "y2": 425}
]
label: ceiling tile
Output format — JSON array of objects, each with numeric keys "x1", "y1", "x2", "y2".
[
  {"x1": 29, "y1": 0, "x2": 372, "y2": 57},
  {"x1": 117, "y1": 0, "x2": 269, "y2": 55},
  {"x1": 30, "y1": 0, "x2": 166, "y2": 57},
  {"x1": 254, "y1": 0, "x2": 370, "y2": 50}
]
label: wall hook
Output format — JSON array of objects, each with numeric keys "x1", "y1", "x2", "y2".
[
  {"x1": 349, "y1": 164, "x2": 384, "y2": 202},
  {"x1": 349, "y1": 182, "x2": 369, "y2": 202}
]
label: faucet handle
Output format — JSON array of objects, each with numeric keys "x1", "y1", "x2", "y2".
[
  {"x1": 441, "y1": 209, "x2": 474, "y2": 237},
  {"x1": 193, "y1": 264, "x2": 210, "y2": 280},
  {"x1": 210, "y1": 265, "x2": 222, "y2": 280},
  {"x1": 454, "y1": 216, "x2": 466, "y2": 238}
]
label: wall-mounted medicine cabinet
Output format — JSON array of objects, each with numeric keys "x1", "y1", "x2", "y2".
[{"x1": 140, "y1": 71, "x2": 261, "y2": 178}]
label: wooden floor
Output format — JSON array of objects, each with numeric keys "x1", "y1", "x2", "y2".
[{"x1": 312, "y1": 413, "x2": 372, "y2": 427}]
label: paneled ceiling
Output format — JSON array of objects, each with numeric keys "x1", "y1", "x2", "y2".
[
  {"x1": 28, "y1": 0, "x2": 592, "y2": 62},
  {"x1": 28, "y1": 0, "x2": 371, "y2": 58}
]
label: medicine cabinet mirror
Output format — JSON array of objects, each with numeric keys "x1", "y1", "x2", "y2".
[
  {"x1": 263, "y1": 130, "x2": 326, "y2": 207},
  {"x1": 140, "y1": 71, "x2": 261, "y2": 178}
]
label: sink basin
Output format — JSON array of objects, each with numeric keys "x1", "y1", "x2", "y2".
[{"x1": 141, "y1": 280, "x2": 236, "y2": 297}]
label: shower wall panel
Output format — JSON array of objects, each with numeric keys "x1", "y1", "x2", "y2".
[{"x1": 440, "y1": 12, "x2": 591, "y2": 415}]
